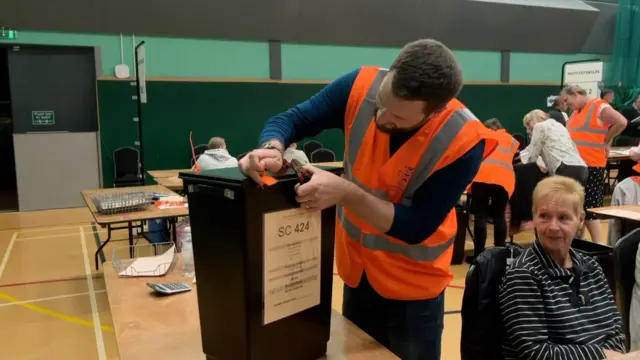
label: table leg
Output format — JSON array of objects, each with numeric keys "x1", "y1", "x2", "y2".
[
  {"x1": 170, "y1": 217, "x2": 178, "y2": 251},
  {"x1": 128, "y1": 222, "x2": 135, "y2": 258},
  {"x1": 95, "y1": 224, "x2": 112, "y2": 270}
]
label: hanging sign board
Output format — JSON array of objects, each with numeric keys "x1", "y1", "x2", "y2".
[
  {"x1": 563, "y1": 61, "x2": 603, "y2": 99},
  {"x1": 136, "y1": 44, "x2": 147, "y2": 104}
]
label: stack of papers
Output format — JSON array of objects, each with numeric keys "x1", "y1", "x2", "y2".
[
  {"x1": 118, "y1": 245, "x2": 176, "y2": 277},
  {"x1": 610, "y1": 149, "x2": 631, "y2": 156}
]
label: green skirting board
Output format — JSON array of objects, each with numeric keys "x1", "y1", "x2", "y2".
[{"x1": 98, "y1": 80, "x2": 559, "y2": 187}]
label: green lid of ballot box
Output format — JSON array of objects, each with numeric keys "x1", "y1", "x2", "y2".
[{"x1": 179, "y1": 166, "x2": 341, "y2": 360}]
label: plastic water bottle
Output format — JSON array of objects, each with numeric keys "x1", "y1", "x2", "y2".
[{"x1": 181, "y1": 227, "x2": 195, "y2": 277}]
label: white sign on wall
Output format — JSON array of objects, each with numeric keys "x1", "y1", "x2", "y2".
[
  {"x1": 563, "y1": 61, "x2": 603, "y2": 99},
  {"x1": 136, "y1": 44, "x2": 147, "y2": 104}
]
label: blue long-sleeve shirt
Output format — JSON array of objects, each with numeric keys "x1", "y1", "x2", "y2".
[{"x1": 260, "y1": 69, "x2": 485, "y2": 244}]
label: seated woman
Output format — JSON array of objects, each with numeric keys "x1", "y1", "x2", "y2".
[
  {"x1": 522, "y1": 109, "x2": 588, "y2": 186},
  {"x1": 499, "y1": 176, "x2": 626, "y2": 359}
]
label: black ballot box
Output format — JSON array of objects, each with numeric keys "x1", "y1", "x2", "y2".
[{"x1": 179, "y1": 166, "x2": 340, "y2": 360}]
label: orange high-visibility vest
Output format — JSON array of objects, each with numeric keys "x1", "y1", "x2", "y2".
[
  {"x1": 470, "y1": 129, "x2": 519, "y2": 197},
  {"x1": 568, "y1": 98, "x2": 609, "y2": 168},
  {"x1": 335, "y1": 66, "x2": 499, "y2": 301}
]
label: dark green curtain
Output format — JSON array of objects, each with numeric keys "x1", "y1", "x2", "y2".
[{"x1": 606, "y1": 0, "x2": 640, "y2": 107}]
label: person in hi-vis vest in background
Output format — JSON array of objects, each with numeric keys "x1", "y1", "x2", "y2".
[
  {"x1": 238, "y1": 39, "x2": 499, "y2": 360},
  {"x1": 467, "y1": 118, "x2": 519, "y2": 262},
  {"x1": 563, "y1": 85, "x2": 627, "y2": 244}
]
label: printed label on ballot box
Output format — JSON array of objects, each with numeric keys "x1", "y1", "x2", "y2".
[{"x1": 262, "y1": 207, "x2": 322, "y2": 325}]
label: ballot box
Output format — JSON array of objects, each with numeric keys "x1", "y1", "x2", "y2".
[{"x1": 180, "y1": 166, "x2": 340, "y2": 360}]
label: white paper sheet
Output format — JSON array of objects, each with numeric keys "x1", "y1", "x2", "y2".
[
  {"x1": 610, "y1": 149, "x2": 631, "y2": 156},
  {"x1": 262, "y1": 208, "x2": 322, "y2": 325},
  {"x1": 593, "y1": 209, "x2": 640, "y2": 221},
  {"x1": 118, "y1": 245, "x2": 175, "y2": 277}
]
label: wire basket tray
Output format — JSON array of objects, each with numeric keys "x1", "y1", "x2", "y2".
[
  {"x1": 112, "y1": 242, "x2": 177, "y2": 277},
  {"x1": 93, "y1": 191, "x2": 153, "y2": 215}
]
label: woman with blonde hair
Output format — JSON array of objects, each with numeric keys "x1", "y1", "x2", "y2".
[
  {"x1": 522, "y1": 109, "x2": 587, "y2": 185},
  {"x1": 500, "y1": 176, "x2": 627, "y2": 359}
]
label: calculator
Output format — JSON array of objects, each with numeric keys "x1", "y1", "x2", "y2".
[{"x1": 146, "y1": 282, "x2": 192, "y2": 295}]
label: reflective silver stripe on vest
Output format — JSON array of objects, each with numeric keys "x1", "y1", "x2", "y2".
[
  {"x1": 399, "y1": 109, "x2": 476, "y2": 206},
  {"x1": 510, "y1": 138, "x2": 518, "y2": 152},
  {"x1": 572, "y1": 103, "x2": 608, "y2": 135},
  {"x1": 484, "y1": 158, "x2": 512, "y2": 168},
  {"x1": 574, "y1": 140, "x2": 607, "y2": 149},
  {"x1": 336, "y1": 205, "x2": 455, "y2": 262},
  {"x1": 346, "y1": 69, "x2": 388, "y2": 181},
  {"x1": 496, "y1": 139, "x2": 518, "y2": 155}
]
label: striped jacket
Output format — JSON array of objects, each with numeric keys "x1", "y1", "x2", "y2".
[{"x1": 499, "y1": 240, "x2": 626, "y2": 359}]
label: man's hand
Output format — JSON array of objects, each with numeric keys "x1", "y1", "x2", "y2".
[
  {"x1": 630, "y1": 147, "x2": 640, "y2": 162},
  {"x1": 294, "y1": 166, "x2": 351, "y2": 210},
  {"x1": 238, "y1": 149, "x2": 284, "y2": 185}
]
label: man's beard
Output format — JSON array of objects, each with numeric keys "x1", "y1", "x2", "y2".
[{"x1": 375, "y1": 117, "x2": 427, "y2": 134}]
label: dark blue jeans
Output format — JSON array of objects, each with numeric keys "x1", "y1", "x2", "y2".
[{"x1": 342, "y1": 274, "x2": 445, "y2": 360}]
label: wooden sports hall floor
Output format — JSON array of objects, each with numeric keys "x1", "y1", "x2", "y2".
[{"x1": 0, "y1": 207, "x2": 602, "y2": 360}]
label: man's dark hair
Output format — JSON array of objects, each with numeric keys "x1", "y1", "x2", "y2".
[
  {"x1": 552, "y1": 96, "x2": 563, "y2": 107},
  {"x1": 483, "y1": 118, "x2": 503, "y2": 130},
  {"x1": 389, "y1": 39, "x2": 463, "y2": 116},
  {"x1": 601, "y1": 88, "x2": 614, "y2": 99}
]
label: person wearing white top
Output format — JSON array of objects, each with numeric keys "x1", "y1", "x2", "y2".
[
  {"x1": 283, "y1": 143, "x2": 310, "y2": 164},
  {"x1": 522, "y1": 109, "x2": 588, "y2": 185},
  {"x1": 194, "y1": 137, "x2": 239, "y2": 171}
]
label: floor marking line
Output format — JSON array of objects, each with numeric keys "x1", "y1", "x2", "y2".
[
  {"x1": 16, "y1": 231, "x2": 106, "y2": 241},
  {"x1": 0, "y1": 274, "x2": 103, "y2": 289},
  {"x1": 0, "y1": 232, "x2": 17, "y2": 281},
  {"x1": 80, "y1": 227, "x2": 107, "y2": 360},
  {"x1": 0, "y1": 291, "x2": 114, "y2": 332},
  {"x1": 0, "y1": 290, "x2": 106, "y2": 307},
  {"x1": 15, "y1": 224, "x2": 95, "y2": 233}
]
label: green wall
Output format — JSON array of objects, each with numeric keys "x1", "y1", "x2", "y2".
[
  {"x1": 5, "y1": 30, "x2": 606, "y2": 82},
  {"x1": 98, "y1": 79, "x2": 558, "y2": 187}
]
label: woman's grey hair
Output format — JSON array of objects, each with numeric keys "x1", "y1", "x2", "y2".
[
  {"x1": 483, "y1": 118, "x2": 503, "y2": 130},
  {"x1": 561, "y1": 85, "x2": 588, "y2": 96}
]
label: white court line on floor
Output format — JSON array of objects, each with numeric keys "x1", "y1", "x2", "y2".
[
  {"x1": 16, "y1": 230, "x2": 107, "y2": 242},
  {"x1": 80, "y1": 227, "x2": 106, "y2": 360},
  {"x1": 0, "y1": 290, "x2": 107, "y2": 308},
  {"x1": 0, "y1": 233, "x2": 17, "y2": 281},
  {"x1": 16, "y1": 224, "x2": 96, "y2": 233}
]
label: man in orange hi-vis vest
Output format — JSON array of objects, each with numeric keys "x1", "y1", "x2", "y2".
[
  {"x1": 563, "y1": 85, "x2": 627, "y2": 244},
  {"x1": 467, "y1": 118, "x2": 519, "y2": 262},
  {"x1": 239, "y1": 39, "x2": 498, "y2": 360}
]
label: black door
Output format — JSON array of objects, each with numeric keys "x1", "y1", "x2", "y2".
[
  {"x1": 7, "y1": 45, "x2": 101, "y2": 211},
  {"x1": 8, "y1": 45, "x2": 98, "y2": 133}
]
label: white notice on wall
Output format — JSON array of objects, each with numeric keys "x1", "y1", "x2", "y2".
[
  {"x1": 263, "y1": 207, "x2": 322, "y2": 325},
  {"x1": 563, "y1": 61, "x2": 603, "y2": 99}
]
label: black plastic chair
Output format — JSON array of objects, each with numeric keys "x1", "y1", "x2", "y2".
[
  {"x1": 194, "y1": 144, "x2": 208, "y2": 156},
  {"x1": 190, "y1": 144, "x2": 208, "y2": 166},
  {"x1": 310, "y1": 148, "x2": 336, "y2": 163},
  {"x1": 237, "y1": 152, "x2": 248, "y2": 160},
  {"x1": 303, "y1": 141, "x2": 323, "y2": 159},
  {"x1": 613, "y1": 228, "x2": 640, "y2": 351},
  {"x1": 113, "y1": 147, "x2": 142, "y2": 187},
  {"x1": 461, "y1": 244, "x2": 524, "y2": 360}
]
